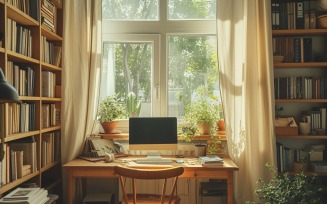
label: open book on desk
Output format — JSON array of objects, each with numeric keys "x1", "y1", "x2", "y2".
[
  {"x1": 125, "y1": 161, "x2": 173, "y2": 168},
  {"x1": 198, "y1": 156, "x2": 224, "y2": 167}
]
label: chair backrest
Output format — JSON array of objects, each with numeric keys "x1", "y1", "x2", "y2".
[{"x1": 114, "y1": 166, "x2": 184, "y2": 204}]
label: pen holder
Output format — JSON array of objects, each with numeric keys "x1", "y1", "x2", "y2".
[{"x1": 194, "y1": 144, "x2": 206, "y2": 157}]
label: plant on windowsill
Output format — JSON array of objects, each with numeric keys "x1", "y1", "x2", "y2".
[
  {"x1": 97, "y1": 95, "x2": 126, "y2": 134},
  {"x1": 183, "y1": 86, "x2": 219, "y2": 136},
  {"x1": 246, "y1": 163, "x2": 327, "y2": 204},
  {"x1": 126, "y1": 92, "x2": 141, "y2": 117},
  {"x1": 181, "y1": 86, "x2": 221, "y2": 154}
]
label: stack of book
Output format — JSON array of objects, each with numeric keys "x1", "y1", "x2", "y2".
[
  {"x1": 198, "y1": 156, "x2": 224, "y2": 167},
  {"x1": 0, "y1": 187, "x2": 49, "y2": 204},
  {"x1": 41, "y1": 0, "x2": 56, "y2": 33}
]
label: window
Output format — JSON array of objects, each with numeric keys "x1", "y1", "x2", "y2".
[{"x1": 101, "y1": 0, "x2": 220, "y2": 121}]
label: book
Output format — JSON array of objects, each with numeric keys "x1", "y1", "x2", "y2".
[
  {"x1": 302, "y1": 37, "x2": 312, "y2": 62},
  {"x1": 296, "y1": 1, "x2": 304, "y2": 29},
  {"x1": 15, "y1": 151, "x2": 23, "y2": 179},
  {"x1": 0, "y1": 188, "x2": 49, "y2": 204},
  {"x1": 198, "y1": 156, "x2": 223, "y2": 163},
  {"x1": 90, "y1": 138, "x2": 116, "y2": 157},
  {"x1": 10, "y1": 137, "x2": 37, "y2": 173}
]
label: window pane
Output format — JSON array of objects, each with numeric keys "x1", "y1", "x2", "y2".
[
  {"x1": 168, "y1": 0, "x2": 216, "y2": 20},
  {"x1": 102, "y1": 0, "x2": 159, "y2": 20},
  {"x1": 167, "y1": 35, "x2": 219, "y2": 119},
  {"x1": 102, "y1": 42, "x2": 153, "y2": 117}
]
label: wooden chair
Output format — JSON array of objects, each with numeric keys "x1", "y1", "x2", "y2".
[{"x1": 114, "y1": 166, "x2": 184, "y2": 204}]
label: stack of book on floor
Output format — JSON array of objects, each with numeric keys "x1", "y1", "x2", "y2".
[
  {"x1": 198, "y1": 156, "x2": 224, "y2": 167},
  {"x1": 0, "y1": 187, "x2": 49, "y2": 204}
]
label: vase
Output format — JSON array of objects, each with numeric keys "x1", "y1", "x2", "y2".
[
  {"x1": 198, "y1": 123, "x2": 212, "y2": 135},
  {"x1": 101, "y1": 121, "x2": 120, "y2": 133},
  {"x1": 217, "y1": 120, "x2": 225, "y2": 131},
  {"x1": 194, "y1": 144, "x2": 206, "y2": 157}
]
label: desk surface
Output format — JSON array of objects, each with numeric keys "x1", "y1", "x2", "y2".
[
  {"x1": 64, "y1": 156, "x2": 238, "y2": 171},
  {"x1": 64, "y1": 156, "x2": 238, "y2": 204}
]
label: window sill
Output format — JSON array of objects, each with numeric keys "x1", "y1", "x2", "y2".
[{"x1": 98, "y1": 131, "x2": 226, "y2": 141}]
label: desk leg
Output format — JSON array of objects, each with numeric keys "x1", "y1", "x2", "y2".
[
  {"x1": 227, "y1": 171, "x2": 233, "y2": 204},
  {"x1": 67, "y1": 170, "x2": 74, "y2": 204}
]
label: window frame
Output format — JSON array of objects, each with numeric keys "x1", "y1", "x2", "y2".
[{"x1": 102, "y1": 0, "x2": 217, "y2": 116}]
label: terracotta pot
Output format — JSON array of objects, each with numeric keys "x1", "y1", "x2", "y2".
[
  {"x1": 101, "y1": 121, "x2": 119, "y2": 133},
  {"x1": 217, "y1": 120, "x2": 225, "y2": 131},
  {"x1": 198, "y1": 123, "x2": 212, "y2": 135}
]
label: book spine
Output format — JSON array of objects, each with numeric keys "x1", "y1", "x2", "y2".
[{"x1": 296, "y1": 1, "x2": 304, "y2": 29}]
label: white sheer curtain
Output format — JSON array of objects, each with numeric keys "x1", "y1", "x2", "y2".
[
  {"x1": 62, "y1": 0, "x2": 102, "y2": 202},
  {"x1": 217, "y1": 0, "x2": 276, "y2": 203}
]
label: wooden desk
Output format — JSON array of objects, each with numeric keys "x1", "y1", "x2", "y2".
[{"x1": 63, "y1": 156, "x2": 238, "y2": 204}]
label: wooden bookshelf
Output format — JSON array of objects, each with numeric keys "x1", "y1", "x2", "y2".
[
  {"x1": 272, "y1": 0, "x2": 327, "y2": 175},
  {"x1": 0, "y1": 0, "x2": 63, "y2": 199}
]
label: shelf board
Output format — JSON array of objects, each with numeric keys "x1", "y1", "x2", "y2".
[
  {"x1": 99, "y1": 133, "x2": 227, "y2": 141},
  {"x1": 19, "y1": 96, "x2": 41, "y2": 101},
  {"x1": 5, "y1": 130, "x2": 41, "y2": 142},
  {"x1": 0, "y1": 47, "x2": 4, "y2": 53},
  {"x1": 41, "y1": 97, "x2": 62, "y2": 102},
  {"x1": 0, "y1": 171, "x2": 39, "y2": 194},
  {"x1": 277, "y1": 135, "x2": 327, "y2": 139},
  {"x1": 41, "y1": 126, "x2": 61, "y2": 133},
  {"x1": 275, "y1": 99, "x2": 327, "y2": 103},
  {"x1": 7, "y1": 4, "x2": 39, "y2": 26},
  {"x1": 41, "y1": 62, "x2": 62, "y2": 71},
  {"x1": 7, "y1": 51, "x2": 39, "y2": 64},
  {"x1": 41, "y1": 27, "x2": 63, "y2": 41},
  {"x1": 272, "y1": 29, "x2": 327, "y2": 36},
  {"x1": 0, "y1": 0, "x2": 4, "y2": 4},
  {"x1": 274, "y1": 62, "x2": 327, "y2": 68}
]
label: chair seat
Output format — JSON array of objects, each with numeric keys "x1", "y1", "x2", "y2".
[{"x1": 124, "y1": 194, "x2": 181, "y2": 204}]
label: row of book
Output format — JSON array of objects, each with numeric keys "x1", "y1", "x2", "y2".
[
  {"x1": 41, "y1": 0, "x2": 57, "y2": 33},
  {"x1": 41, "y1": 36, "x2": 62, "y2": 67},
  {"x1": 41, "y1": 132, "x2": 61, "y2": 168},
  {"x1": 7, "y1": 103, "x2": 36, "y2": 135},
  {"x1": 7, "y1": 19, "x2": 33, "y2": 57},
  {"x1": 6, "y1": 61, "x2": 35, "y2": 97},
  {"x1": 276, "y1": 142, "x2": 307, "y2": 172},
  {"x1": 301, "y1": 107, "x2": 327, "y2": 134},
  {"x1": 7, "y1": 0, "x2": 39, "y2": 21},
  {"x1": 0, "y1": 137, "x2": 37, "y2": 186},
  {"x1": 274, "y1": 76, "x2": 327, "y2": 100},
  {"x1": 42, "y1": 71, "x2": 57, "y2": 98},
  {"x1": 273, "y1": 37, "x2": 312, "y2": 63},
  {"x1": 42, "y1": 103, "x2": 60, "y2": 128},
  {"x1": 271, "y1": 0, "x2": 322, "y2": 30}
]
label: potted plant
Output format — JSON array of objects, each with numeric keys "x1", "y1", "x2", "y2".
[
  {"x1": 246, "y1": 163, "x2": 327, "y2": 204},
  {"x1": 183, "y1": 87, "x2": 219, "y2": 135},
  {"x1": 97, "y1": 95, "x2": 126, "y2": 133},
  {"x1": 126, "y1": 92, "x2": 141, "y2": 117}
]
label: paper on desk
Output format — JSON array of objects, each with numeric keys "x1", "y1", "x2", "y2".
[{"x1": 126, "y1": 161, "x2": 173, "y2": 168}]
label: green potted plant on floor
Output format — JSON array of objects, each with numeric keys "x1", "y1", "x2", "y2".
[
  {"x1": 97, "y1": 95, "x2": 126, "y2": 133},
  {"x1": 246, "y1": 163, "x2": 327, "y2": 204}
]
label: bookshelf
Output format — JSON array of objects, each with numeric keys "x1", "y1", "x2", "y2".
[
  {"x1": 272, "y1": 0, "x2": 327, "y2": 176},
  {"x1": 0, "y1": 0, "x2": 63, "y2": 200}
]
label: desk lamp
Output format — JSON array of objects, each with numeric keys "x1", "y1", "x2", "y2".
[{"x1": 0, "y1": 68, "x2": 20, "y2": 161}]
